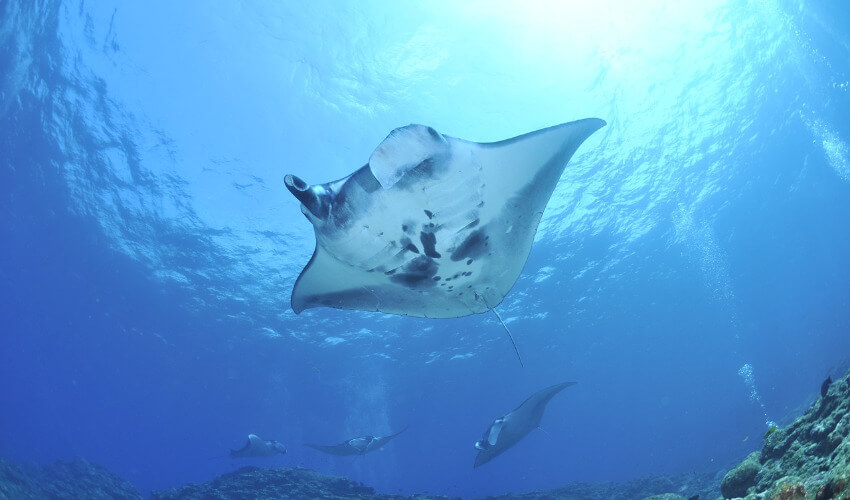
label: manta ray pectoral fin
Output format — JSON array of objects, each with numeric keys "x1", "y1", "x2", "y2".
[
  {"x1": 515, "y1": 381, "x2": 577, "y2": 426},
  {"x1": 291, "y1": 246, "x2": 382, "y2": 314},
  {"x1": 231, "y1": 434, "x2": 266, "y2": 458},
  {"x1": 368, "y1": 124, "x2": 449, "y2": 189},
  {"x1": 390, "y1": 425, "x2": 409, "y2": 438}
]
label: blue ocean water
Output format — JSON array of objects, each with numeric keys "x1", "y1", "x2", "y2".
[{"x1": 1, "y1": 0, "x2": 849, "y2": 497}]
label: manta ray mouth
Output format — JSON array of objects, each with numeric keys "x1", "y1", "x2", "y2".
[
  {"x1": 285, "y1": 174, "x2": 308, "y2": 191},
  {"x1": 285, "y1": 174, "x2": 326, "y2": 219}
]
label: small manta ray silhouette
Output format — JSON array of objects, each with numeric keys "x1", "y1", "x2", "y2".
[
  {"x1": 474, "y1": 382, "x2": 575, "y2": 467},
  {"x1": 305, "y1": 427, "x2": 408, "y2": 456},
  {"x1": 230, "y1": 434, "x2": 287, "y2": 458}
]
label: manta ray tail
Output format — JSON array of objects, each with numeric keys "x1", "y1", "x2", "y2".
[{"x1": 492, "y1": 308, "x2": 523, "y2": 367}]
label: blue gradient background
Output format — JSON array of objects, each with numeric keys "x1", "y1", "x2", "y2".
[{"x1": 1, "y1": 0, "x2": 849, "y2": 497}]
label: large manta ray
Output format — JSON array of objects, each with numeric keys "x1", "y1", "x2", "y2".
[
  {"x1": 285, "y1": 119, "x2": 605, "y2": 320},
  {"x1": 474, "y1": 382, "x2": 576, "y2": 467}
]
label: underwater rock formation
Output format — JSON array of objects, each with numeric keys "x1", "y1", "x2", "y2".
[
  {"x1": 721, "y1": 370, "x2": 850, "y2": 499},
  {"x1": 149, "y1": 466, "x2": 458, "y2": 500},
  {"x1": 0, "y1": 457, "x2": 142, "y2": 499},
  {"x1": 149, "y1": 467, "x2": 718, "y2": 500},
  {"x1": 0, "y1": 456, "x2": 721, "y2": 499},
  {"x1": 480, "y1": 471, "x2": 719, "y2": 500},
  {"x1": 721, "y1": 452, "x2": 762, "y2": 499}
]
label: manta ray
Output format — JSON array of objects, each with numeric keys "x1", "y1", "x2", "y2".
[
  {"x1": 305, "y1": 426, "x2": 408, "y2": 456},
  {"x1": 230, "y1": 434, "x2": 287, "y2": 458},
  {"x1": 474, "y1": 382, "x2": 576, "y2": 467},
  {"x1": 285, "y1": 119, "x2": 605, "y2": 360}
]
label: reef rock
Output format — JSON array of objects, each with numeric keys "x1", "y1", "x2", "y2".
[
  {"x1": 721, "y1": 451, "x2": 762, "y2": 498},
  {"x1": 152, "y1": 467, "x2": 718, "y2": 500},
  {"x1": 721, "y1": 369, "x2": 850, "y2": 499},
  {"x1": 150, "y1": 466, "x2": 458, "y2": 500},
  {"x1": 0, "y1": 457, "x2": 142, "y2": 499},
  {"x1": 643, "y1": 495, "x2": 689, "y2": 500},
  {"x1": 479, "y1": 471, "x2": 719, "y2": 500}
]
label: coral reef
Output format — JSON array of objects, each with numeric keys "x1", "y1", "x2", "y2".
[
  {"x1": 479, "y1": 471, "x2": 718, "y2": 500},
  {"x1": 0, "y1": 457, "x2": 142, "y2": 499},
  {"x1": 0, "y1": 457, "x2": 717, "y2": 500},
  {"x1": 722, "y1": 452, "x2": 762, "y2": 498},
  {"x1": 152, "y1": 468, "x2": 717, "y2": 500},
  {"x1": 720, "y1": 370, "x2": 850, "y2": 499},
  {"x1": 150, "y1": 466, "x2": 457, "y2": 500}
]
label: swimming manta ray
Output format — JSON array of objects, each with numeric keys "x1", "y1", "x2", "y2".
[
  {"x1": 285, "y1": 119, "x2": 605, "y2": 318},
  {"x1": 474, "y1": 382, "x2": 576, "y2": 467},
  {"x1": 286, "y1": 119, "x2": 605, "y2": 362},
  {"x1": 230, "y1": 434, "x2": 287, "y2": 458},
  {"x1": 305, "y1": 426, "x2": 408, "y2": 456}
]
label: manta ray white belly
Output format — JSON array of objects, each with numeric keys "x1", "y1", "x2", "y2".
[{"x1": 286, "y1": 119, "x2": 605, "y2": 318}]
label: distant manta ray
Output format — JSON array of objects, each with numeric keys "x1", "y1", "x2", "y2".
[
  {"x1": 305, "y1": 427, "x2": 408, "y2": 456},
  {"x1": 230, "y1": 434, "x2": 287, "y2": 458},
  {"x1": 474, "y1": 382, "x2": 575, "y2": 467},
  {"x1": 285, "y1": 119, "x2": 605, "y2": 363}
]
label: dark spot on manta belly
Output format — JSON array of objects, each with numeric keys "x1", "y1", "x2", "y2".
[
  {"x1": 450, "y1": 229, "x2": 489, "y2": 262},
  {"x1": 424, "y1": 209, "x2": 434, "y2": 219},
  {"x1": 405, "y1": 243, "x2": 420, "y2": 254},
  {"x1": 399, "y1": 237, "x2": 420, "y2": 254},
  {"x1": 390, "y1": 256, "x2": 439, "y2": 288},
  {"x1": 420, "y1": 231, "x2": 441, "y2": 258}
]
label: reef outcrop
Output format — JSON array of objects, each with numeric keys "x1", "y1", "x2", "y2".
[
  {"x1": 150, "y1": 466, "x2": 458, "y2": 500},
  {"x1": 150, "y1": 468, "x2": 717, "y2": 500},
  {"x1": 480, "y1": 471, "x2": 717, "y2": 499},
  {"x1": 0, "y1": 458, "x2": 717, "y2": 499},
  {"x1": 0, "y1": 457, "x2": 142, "y2": 499},
  {"x1": 721, "y1": 370, "x2": 850, "y2": 499}
]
